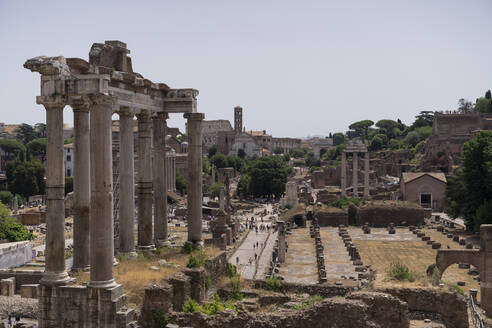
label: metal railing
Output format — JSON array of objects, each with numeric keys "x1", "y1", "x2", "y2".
[{"x1": 470, "y1": 294, "x2": 485, "y2": 328}]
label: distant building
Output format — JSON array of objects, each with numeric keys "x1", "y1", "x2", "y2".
[
  {"x1": 202, "y1": 119, "x2": 233, "y2": 150},
  {"x1": 400, "y1": 172, "x2": 447, "y2": 211},
  {"x1": 310, "y1": 138, "x2": 334, "y2": 158},
  {"x1": 230, "y1": 132, "x2": 260, "y2": 157},
  {"x1": 64, "y1": 143, "x2": 74, "y2": 177},
  {"x1": 248, "y1": 130, "x2": 272, "y2": 152},
  {"x1": 272, "y1": 137, "x2": 302, "y2": 153}
]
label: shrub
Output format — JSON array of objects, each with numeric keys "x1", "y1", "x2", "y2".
[
  {"x1": 265, "y1": 276, "x2": 283, "y2": 292},
  {"x1": 226, "y1": 263, "x2": 237, "y2": 278},
  {"x1": 182, "y1": 297, "x2": 201, "y2": 313},
  {"x1": 0, "y1": 191, "x2": 13, "y2": 206},
  {"x1": 0, "y1": 222, "x2": 33, "y2": 242},
  {"x1": 229, "y1": 274, "x2": 242, "y2": 300},
  {"x1": 387, "y1": 261, "x2": 415, "y2": 282},
  {"x1": 152, "y1": 310, "x2": 170, "y2": 328},
  {"x1": 430, "y1": 266, "x2": 441, "y2": 286},
  {"x1": 182, "y1": 241, "x2": 198, "y2": 254},
  {"x1": 205, "y1": 276, "x2": 211, "y2": 290},
  {"x1": 182, "y1": 295, "x2": 236, "y2": 315},
  {"x1": 186, "y1": 250, "x2": 205, "y2": 268},
  {"x1": 331, "y1": 196, "x2": 360, "y2": 209},
  {"x1": 454, "y1": 285, "x2": 465, "y2": 296},
  {"x1": 292, "y1": 295, "x2": 323, "y2": 310}
]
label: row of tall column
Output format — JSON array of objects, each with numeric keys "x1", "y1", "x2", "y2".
[
  {"x1": 340, "y1": 151, "x2": 370, "y2": 199},
  {"x1": 39, "y1": 93, "x2": 205, "y2": 288}
]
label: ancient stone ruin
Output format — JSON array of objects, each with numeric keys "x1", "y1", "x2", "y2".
[{"x1": 24, "y1": 40, "x2": 204, "y2": 327}]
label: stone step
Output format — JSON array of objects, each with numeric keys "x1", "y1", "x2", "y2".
[{"x1": 116, "y1": 308, "x2": 136, "y2": 327}]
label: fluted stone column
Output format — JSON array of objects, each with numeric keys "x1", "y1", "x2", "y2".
[
  {"x1": 184, "y1": 112, "x2": 204, "y2": 244},
  {"x1": 88, "y1": 95, "x2": 116, "y2": 288},
  {"x1": 118, "y1": 108, "x2": 136, "y2": 256},
  {"x1": 341, "y1": 152, "x2": 346, "y2": 197},
  {"x1": 70, "y1": 97, "x2": 91, "y2": 272},
  {"x1": 40, "y1": 97, "x2": 70, "y2": 286},
  {"x1": 137, "y1": 110, "x2": 154, "y2": 251},
  {"x1": 364, "y1": 152, "x2": 369, "y2": 199},
  {"x1": 153, "y1": 112, "x2": 168, "y2": 245},
  {"x1": 353, "y1": 152, "x2": 358, "y2": 197}
]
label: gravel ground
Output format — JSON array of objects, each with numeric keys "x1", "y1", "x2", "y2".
[{"x1": 0, "y1": 296, "x2": 38, "y2": 319}]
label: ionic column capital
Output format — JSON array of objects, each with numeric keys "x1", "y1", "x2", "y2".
[
  {"x1": 136, "y1": 109, "x2": 151, "y2": 120},
  {"x1": 153, "y1": 112, "x2": 169, "y2": 121},
  {"x1": 68, "y1": 95, "x2": 91, "y2": 111},
  {"x1": 184, "y1": 112, "x2": 204, "y2": 121},
  {"x1": 37, "y1": 95, "x2": 67, "y2": 109},
  {"x1": 118, "y1": 107, "x2": 135, "y2": 118}
]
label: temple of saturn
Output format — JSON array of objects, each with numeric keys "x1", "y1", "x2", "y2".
[
  {"x1": 341, "y1": 140, "x2": 369, "y2": 198},
  {"x1": 24, "y1": 40, "x2": 204, "y2": 327}
]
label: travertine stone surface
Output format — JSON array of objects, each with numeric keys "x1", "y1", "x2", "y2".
[
  {"x1": 40, "y1": 98, "x2": 70, "y2": 286},
  {"x1": 89, "y1": 95, "x2": 116, "y2": 288},
  {"x1": 137, "y1": 110, "x2": 155, "y2": 251},
  {"x1": 70, "y1": 96, "x2": 91, "y2": 272},
  {"x1": 185, "y1": 112, "x2": 204, "y2": 244},
  {"x1": 153, "y1": 112, "x2": 169, "y2": 245},
  {"x1": 118, "y1": 108, "x2": 136, "y2": 256},
  {"x1": 353, "y1": 153, "x2": 358, "y2": 196},
  {"x1": 364, "y1": 152, "x2": 370, "y2": 199}
]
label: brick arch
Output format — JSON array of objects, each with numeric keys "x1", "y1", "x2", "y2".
[{"x1": 435, "y1": 249, "x2": 482, "y2": 278}]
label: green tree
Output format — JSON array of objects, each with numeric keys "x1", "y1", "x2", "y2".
[
  {"x1": 369, "y1": 135, "x2": 383, "y2": 151},
  {"x1": 404, "y1": 131, "x2": 420, "y2": 148},
  {"x1": 273, "y1": 147, "x2": 284, "y2": 155},
  {"x1": 0, "y1": 139, "x2": 26, "y2": 161},
  {"x1": 348, "y1": 120, "x2": 374, "y2": 141},
  {"x1": 332, "y1": 133, "x2": 345, "y2": 146},
  {"x1": 237, "y1": 148, "x2": 246, "y2": 159},
  {"x1": 15, "y1": 124, "x2": 37, "y2": 145},
  {"x1": 0, "y1": 203, "x2": 33, "y2": 242},
  {"x1": 226, "y1": 155, "x2": 245, "y2": 172},
  {"x1": 247, "y1": 156, "x2": 290, "y2": 198},
  {"x1": 0, "y1": 191, "x2": 13, "y2": 206},
  {"x1": 305, "y1": 152, "x2": 320, "y2": 168},
  {"x1": 475, "y1": 90, "x2": 492, "y2": 113},
  {"x1": 26, "y1": 138, "x2": 46, "y2": 162},
  {"x1": 207, "y1": 145, "x2": 218, "y2": 158},
  {"x1": 176, "y1": 170, "x2": 187, "y2": 195},
  {"x1": 237, "y1": 175, "x2": 251, "y2": 197},
  {"x1": 6, "y1": 160, "x2": 45, "y2": 198},
  {"x1": 457, "y1": 98, "x2": 474, "y2": 113},
  {"x1": 445, "y1": 131, "x2": 492, "y2": 229},
  {"x1": 210, "y1": 153, "x2": 227, "y2": 169},
  {"x1": 208, "y1": 182, "x2": 225, "y2": 199},
  {"x1": 412, "y1": 111, "x2": 434, "y2": 129},
  {"x1": 376, "y1": 120, "x2": 400, "y2": 139},
  {"x1": 289, "y1": 148, "x2": 306, "y2": 158}
]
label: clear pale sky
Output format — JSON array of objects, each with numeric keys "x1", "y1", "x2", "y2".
[{"x1": 1, "y1": 0, "x2": 491, "y2": 138}]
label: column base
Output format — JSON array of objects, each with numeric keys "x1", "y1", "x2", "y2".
[
  {"x1": 156, "y1": 239, "x2": 171, "y2": 247},
  {"x1": 40, "y1": 271, "x2": 70, "y2": 286},
  {"x1": 137, "y1": 245, "x2": 156, "y2": 252},
  {"x1": 87, "y1": 278, "x2": 118, "y2": 289},
  {"x1": 188, "y1": 240, "x2": 203, "y2": 247}
]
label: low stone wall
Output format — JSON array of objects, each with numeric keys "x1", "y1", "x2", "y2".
[
  {"x1": 0, "y1": 270, "x2": 43, "y2": 293},
  {"x1": 0, "y1": 241, "x2": 33, "y2": 270},
  {"x1": 205, "y1": 251, "x2": 227, "y2": 282},
  {"x1": 357, "y1": 203, "x2": 424, "y2": 227},
  {"x1": 252, "y1": 280, "x2": 353, "y2": 298},
  {"x1": 169, "y1": 291, "x2": 409, "y2": 328},
  {"x1": 377, "y1": 287, "x2": 468, "y2": 328},
  {"x1": 315, "y1": 212, "x2": 348, "y2": 227},
  {"x1": 18, "y1": 212, "x2": 46, "y2": 225}
]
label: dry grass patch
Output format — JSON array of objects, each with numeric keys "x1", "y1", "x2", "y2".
[
  {"x1": 354, "y1": 239, "x2": 480, "y2": 296},
  {"x1": 72, "y1": 245, "x2": 221, "y2": 308}
]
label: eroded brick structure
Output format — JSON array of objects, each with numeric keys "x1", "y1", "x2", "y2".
[{"x1": 435, "y1": 224, "x2": 492, "y2": 317}]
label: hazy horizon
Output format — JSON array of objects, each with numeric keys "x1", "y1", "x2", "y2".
[{"x1": 1, "y1": 0, "x2": 491, "y2": 138}]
